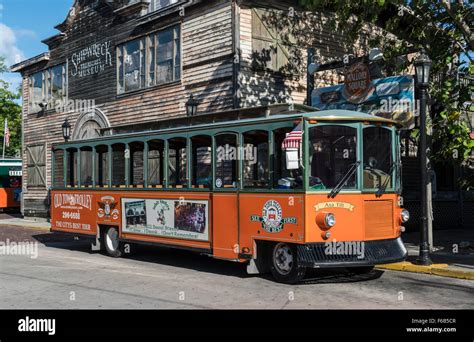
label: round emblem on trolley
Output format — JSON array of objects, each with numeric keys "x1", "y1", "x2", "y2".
[{"x1": 261, "y1": 200, "x2": 283, "y2": 233}]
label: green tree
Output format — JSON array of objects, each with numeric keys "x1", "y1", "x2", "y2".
[
  {"x1": 0, "y1": 56, "x2": 22, "y2": 157},
  {"x1": 259, "y1": 1, "x2": 473, "y2": 183}
]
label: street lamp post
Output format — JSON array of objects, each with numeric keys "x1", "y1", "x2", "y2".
[{"x1": 414, "y1": 49, "x2": 433, "y2": 266}]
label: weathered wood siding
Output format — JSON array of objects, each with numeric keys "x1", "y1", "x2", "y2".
[{"x1": 237, "y1": 5, "x2": 387, "y2": 108}]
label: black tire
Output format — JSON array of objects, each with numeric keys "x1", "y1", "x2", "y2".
[
  {"x1": 103, "y1": 226, "x2": 123, "y2": 258},
  {"x1": 269, "y1": 242, "x2": 306, "y2": 284},
  {"x1": 348, "y1": 266, "x2": 374, "y2": 274}
]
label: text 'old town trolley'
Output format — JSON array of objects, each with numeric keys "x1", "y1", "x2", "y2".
[{"x1": 50, "y1": 105, "x2": 409, "y2": 283}]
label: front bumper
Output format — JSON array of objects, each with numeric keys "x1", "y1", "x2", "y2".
[{"x1": 297, "y1": 237, "x2": 407, "y2": 268}]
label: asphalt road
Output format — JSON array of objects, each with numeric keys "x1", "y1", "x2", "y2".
[{"x1": 0, "y1": 225, "x2": 473, "y2": 309}]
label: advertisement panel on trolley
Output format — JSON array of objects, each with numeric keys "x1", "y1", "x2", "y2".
[{"x1": 122, "y1": 198, "x2": 209, "y2": 242}]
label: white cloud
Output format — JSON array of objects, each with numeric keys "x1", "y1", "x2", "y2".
[
  {"x1": 0, "y1": 20, "x2": 25, "y2": 96},
  {"x1": 0, "y1": 22, "x2": 26, "y2": 68}
]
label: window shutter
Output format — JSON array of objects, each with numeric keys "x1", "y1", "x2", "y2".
[
  {"x1": 26, "y1": 144, "x2": 47, "y2": 187},
  {"x1": 251, "y1": 8, "x2": 290, "y2": 72}
]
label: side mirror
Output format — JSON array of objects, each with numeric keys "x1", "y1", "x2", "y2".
[{"x1": 285, "y1": 149, "x2": 299, "y2": 170}]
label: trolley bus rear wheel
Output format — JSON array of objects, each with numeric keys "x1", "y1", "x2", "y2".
[
  {"x1": 103, "y1": 227, "x2": 123, "y2": 258},
  {"x1": 269, "y1": 242, "x2": 306, "y2": 284}
]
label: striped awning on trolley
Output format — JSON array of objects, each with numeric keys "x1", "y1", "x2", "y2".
[{"x1": 282, "y1": 122, "x2": 303, "y2": 150}]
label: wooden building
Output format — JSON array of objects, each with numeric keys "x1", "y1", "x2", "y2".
[{"x1": 12, "y1": 0, "x2": 370, "y2": 218}]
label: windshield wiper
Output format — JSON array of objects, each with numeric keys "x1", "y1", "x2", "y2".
[
  {"x1": 328, "y1": 161, "x2": 361, "y2": 198},
  {"x1": 375, "y1": 162, "x2": 398, "y2": 197}
]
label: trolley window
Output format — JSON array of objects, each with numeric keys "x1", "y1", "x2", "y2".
[
  {"x1": 147, "y1": 139, "x2": 165, "y2": 187},
  {"x1": 168, "y1": 137, "x2": 187, "y2": 188},
  {"x1": 243, "y1": 130, "x2": 269, "y2": 189},
  {"x1": 363, "y1": 127, "x2": 393, "y2": 189},
  {"x1": 309, "y1": 125, "x2": 358, "y2": 190},
  {"x1": 191, "y1": 135, "x2": 212, "y2": 189},
  {"x1": 215, "y1": 133, "x2": 238, "y2": 189}
]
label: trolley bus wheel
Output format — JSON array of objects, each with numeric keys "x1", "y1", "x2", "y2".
[
  {"x1": 103, "y1": 227, "x2": 123, "y2": 258},
  {"x1": 269, "y1": 242, "x2": 306, "y2": 284}
]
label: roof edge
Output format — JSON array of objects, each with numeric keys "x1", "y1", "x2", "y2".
[{"x1": 10, "y1": 53, "x2": 50, "y2": 73}]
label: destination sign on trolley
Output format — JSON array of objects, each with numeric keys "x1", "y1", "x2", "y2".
[{"x1": 9, "y1": 170, "x2": 22, "y2": 176}]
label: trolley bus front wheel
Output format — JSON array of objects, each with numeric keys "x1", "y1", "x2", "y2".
[
  {"x1": 103, "y1": 226, "x2": 124, "y2": 258},
  {"x1": 269, "y1": 242, "x2": 306, "y2": 284}
]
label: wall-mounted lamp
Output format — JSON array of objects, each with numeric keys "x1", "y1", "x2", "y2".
[
  {"x1": 62, "y1": 118, "x2": 71, "y2": 142},
  {"x1": 186, "y1": 94, "x2": 199, "y2": 117}
]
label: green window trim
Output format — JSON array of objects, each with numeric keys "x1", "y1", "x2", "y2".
[{"x1": 51, "y1": 119, "x2": 398, "y2": 195}]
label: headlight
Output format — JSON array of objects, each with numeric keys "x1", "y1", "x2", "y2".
[
  {"x1": 325, "y1": 213, "x2": 336, "y2": 227},
  {"x1": 401, "y1": 209, "x2": 410, "y2": 223}
]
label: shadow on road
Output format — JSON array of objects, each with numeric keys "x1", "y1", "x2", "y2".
[
  {"x1": 32, "y1": 231, "x2": 385, "y2": 284},
  {"x1": 301, "y1": 268, "x2": 384, "y2": 284}
]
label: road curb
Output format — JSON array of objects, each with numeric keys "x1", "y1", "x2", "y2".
[{"x1": 376, "y1": 261, "x2": 474, "y2": 281}]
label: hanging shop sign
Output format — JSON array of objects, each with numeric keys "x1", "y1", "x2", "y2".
[
  {"x1": 70, "y1": 41, "x2": 113, "y2": 78},
  {"x1": 343, "y1": 62, "x2": 373, "y2": 104},
  {"x1": 312, "y1": 74, "x2": 415, "y2": 128}
]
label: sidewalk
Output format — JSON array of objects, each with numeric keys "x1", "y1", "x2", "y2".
[
  {"x1": 0, "y1": 213, "x2": 51, "y2": 231},
  {"x1": 377, "y1": 229, "x2": 474, "y2": 280}
]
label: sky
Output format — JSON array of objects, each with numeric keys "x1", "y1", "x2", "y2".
[{"x1": 0, "y1": 0, "x2": 73, "y2": 92}]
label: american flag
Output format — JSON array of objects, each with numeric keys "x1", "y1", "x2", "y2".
[
  {"x1": 4, "y1": 119, "x2": 10, "y2": 148},
  {"x1": 282, "y1": 121, "x2": 303, "y2": 150}
]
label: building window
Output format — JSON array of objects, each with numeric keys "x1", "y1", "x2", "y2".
[
  {"x1": 28, "y1": 64, "x2": 67, "y2": 113},
  {"x1": 149, "y1": 0, "x2": 179, "y2": 13},
  {"x1": 26, "y1": 143, "x2": 47, "y2": 188},
  {"x1": 29, "y1": 71, "x2": 43, "y2": 113},
  {"x1": 50, "y1": 64, "x2": 67, "y2": 104},
  {"x1": 124, "y1": 38, "x2": 144, "y2": 92},
  {"x1": 117, "y1": 25, "x2": 181, "y2": 94},
  {"x1": 156, "y1": 26, "x2": 180, "y2": 84}
]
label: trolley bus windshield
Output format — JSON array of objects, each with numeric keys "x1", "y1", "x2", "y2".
[{"x1": 308, "y1": 123, "x2": 396, "y2": 193}]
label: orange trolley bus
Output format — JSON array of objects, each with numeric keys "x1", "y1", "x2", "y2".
[{"x1": 50, "y1": 105, "x2": 409, "y2": 283}]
